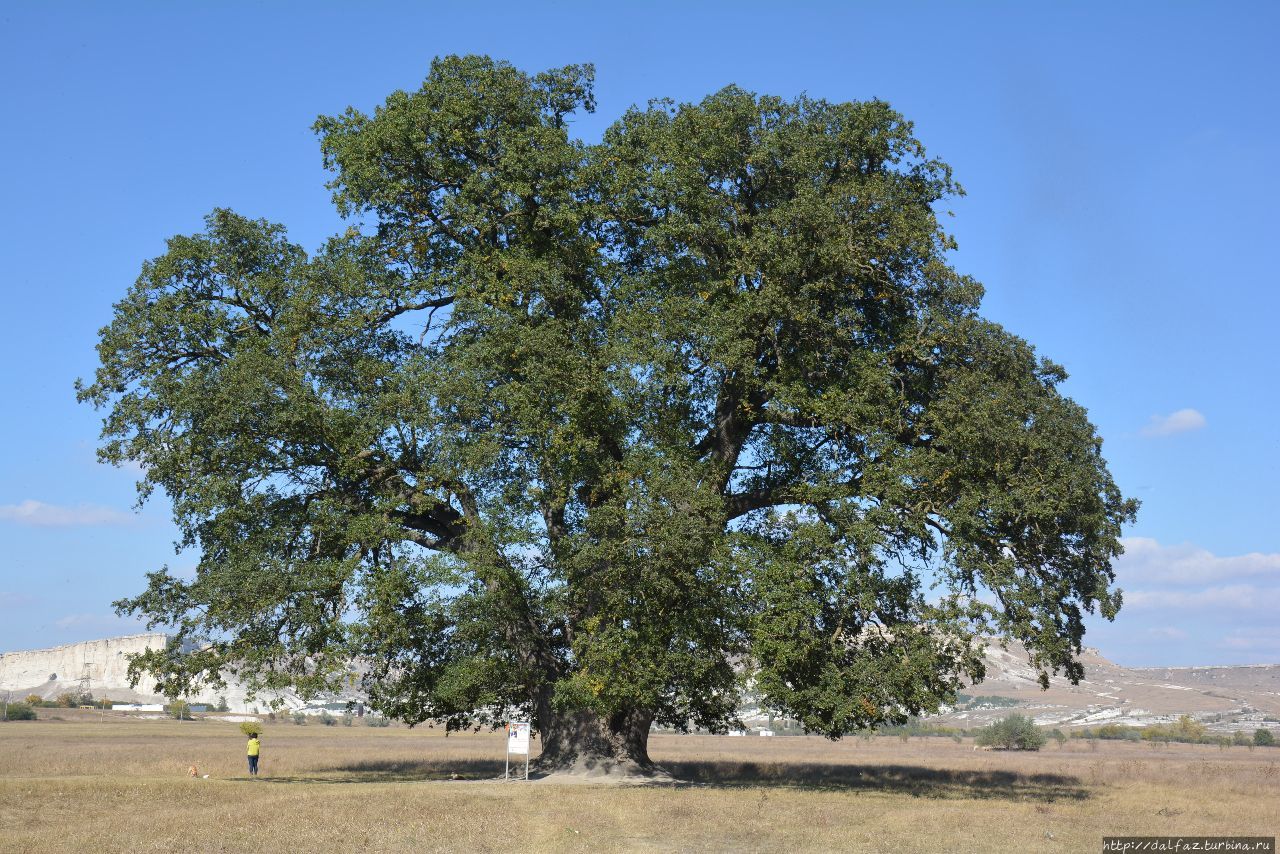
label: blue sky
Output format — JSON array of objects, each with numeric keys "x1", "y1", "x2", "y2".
[{"x1": 1, "y1": 2, "x2": 1276, "y2": 666}]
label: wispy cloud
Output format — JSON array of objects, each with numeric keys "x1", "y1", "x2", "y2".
[
  {"x1": 1118, "y1": 537, "x2": 1280, "y2": 585},
  {"x1": 53, "y1": 613, "x2": 143, "y2": 632},
  {"x1": 1218, "y1": 627, "x2": 1280, "y2": 651},
  {"x1": 0, "y1": 499, "x2": 134, "y2": 527},
  {"x1": 1096, "y1": 537, "x2": 1280, "y2": 665},
  {"x1": 0, "y1": 591, "x2": 36, "y2": 609},
  {"x1": 1140, "y1": 408, "x2": 1206, "y2": 437},
  {"x1": 1124, "y1": 584, "x2": 1280, "y2": 612}
]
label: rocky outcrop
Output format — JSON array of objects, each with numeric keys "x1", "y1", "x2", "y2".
[
  {"x1": 0, "y1": 634, "x2": 362, "y2": 713},
  {"x1": 0, "y1": 633, "x2": 171, "y2": 700}
]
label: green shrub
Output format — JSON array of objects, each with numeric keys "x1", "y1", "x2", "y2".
[
  {"x1": 1233, "y1": 731, "x2": 1251, "y2": 746},
  {"x1": 1255, "y1": 728, "x2": 1276, "y2": 747},
  {"x1": 954, "y1": 694, "x2": 1021, "y2": 710},
  {"x1": 291, "y1": 712, "x2": 307, "y2": 725},
  {"x1": 365, "y1": 715, "x2": 390, "y2": 728},
  {"x1": 3, "y1": 702, "x2": 37, "y2": 721},
  {"x1": 1142, "y1": 715, "x2": 1209, "y2": 744},
  {"x1": 167, "y1": 700, "x2": 191, "y2": 720},
  {"x1": 974, "y1": 714, "x2": 1046, "y2": 751},
  {"x1": 319, "y1": 711, "x2": 336, "y2": 726},
  {"x1": 342, "y1": 712, "x2": 354, "y2": 727}
]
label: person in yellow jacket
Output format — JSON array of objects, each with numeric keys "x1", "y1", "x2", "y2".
[{"x1": 246, "y1": 733, "x2": 261, "y2": 777}]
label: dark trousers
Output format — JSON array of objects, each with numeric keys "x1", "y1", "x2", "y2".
[{"x1": 248, "y1": 754, "x2": 259, "y2": 775}]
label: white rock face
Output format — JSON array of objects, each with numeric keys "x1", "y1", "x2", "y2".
[
  {"x1": 0, "y1": 633, "x2": 171, "y2": 697},
  {"x1": 1, "y1": 634, "x2": 365, "y2": 714}
]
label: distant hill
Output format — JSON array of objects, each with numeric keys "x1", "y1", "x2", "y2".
[
  {"x1": 736, "y1": 641, "x2": 1280, "y2": 734},
  {"x1": 0, "y1": 634, "x2": 361, "y2": 715},
  {"x1": 907, "y1": 642, "x2": 1278, "y2": 734},
  {"x1": 6, "y1": 634, "x2": 1277, "y2": 732}
]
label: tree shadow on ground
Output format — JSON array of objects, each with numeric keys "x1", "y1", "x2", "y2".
[
  {"x1": 662, "y1": 760, "x2": 1090, "y2": 802},
  {"x1": 264, "y1": 757, "x2": 1088, "y2": 801},
  {"x1": 250, "y1": 757, "x2": 509, "y2": 784}
]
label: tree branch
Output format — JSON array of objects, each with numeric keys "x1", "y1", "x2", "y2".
[{"x1": 368, "y1": 294, "x2": 454, "y2": 328}]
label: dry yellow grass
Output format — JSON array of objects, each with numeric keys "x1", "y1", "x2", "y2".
[{"x1": 1, "y1": 712, "x2": 1276, "y2": 852}]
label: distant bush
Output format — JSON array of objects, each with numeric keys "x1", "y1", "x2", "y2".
[
  {"x1": 214, "y1": 696, "x2": 230, "y2": 713},
  {"x1": 1073, "y1": 723, "x2": 1141, "y2": 742},
  {"x1": 342, "y1": 712, "x2": 354, "y2": 727},
  {"x1": 3, "y1": 702, "x2": 37, "y2": 721},
  {"x1": 25, "y1": 694, "x2": 44, "y2": 707},
  {"x1": 167, "y1": 701, "x2": 191, "y2": 720},
  {"x1": 954, "y1": 694, "x2": 1021, "y2": 710},
  {"x1": 1233, "y1": 731, "x2": 1251, "y2": 746},
  {"x1": 1142, "y1": 716, "x2": 1208, "y2": 745},
  {"x1": 975, "y1": 714, "x2": 1046, "y2": 750},
  {"x1": 291, "y1": 712, "x2": 307, "y2": 725},
  {"x1": 365, "y1": 715, "x2": 390, "y2": 728},
  {"x1": 55, "y1": 693, "x2": 77, "y2": 708},
  {"x1": 319, "y1": 711, "x2": 337, "y2": 726},
  {"x1": 1255, "y1": 728, "x2": 1276, "y2": 747},
  {"x1": 1048, "y1": 728, "x2": 1067, "y2": 746},
  {"x1": 875, "y1": 717, "x2": 970, "y2": 739}
]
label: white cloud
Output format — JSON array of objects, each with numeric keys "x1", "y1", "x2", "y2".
[
  {"x1": 53, "y1": 613, "x2": 142, "y2": 631},
  {"x1": 1140, "y1": 408, "x2": 1206, "y2": 437},
  {"x1": 0, "y1": 591, "x2": 36, "y2": 609},
  {"x1": 1099, "y1": 538, "x2": 1280, "y2": 664},
  {"x1": 0, "y1": 499, "x2": 134, "y2": 527},
  {"x1": 1217, "y1": 627, "x2": 1280, "y2": 651},
  {"x1": 1124, "y1": 584, "x2": 1280, "y2": 612},
  {"x1": 1117, "y1": 537, "x2": 1280, "y2": 585}
]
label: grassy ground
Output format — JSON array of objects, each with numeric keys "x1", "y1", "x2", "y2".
[{"x1": 1, "y1": 712, "x2": 1276, "y2": 852}]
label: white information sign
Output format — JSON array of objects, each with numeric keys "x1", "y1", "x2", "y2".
[
  {"x1": 507, "y1": 721, "x2": 531, "y2": 755},
  {"x1": 505, "y1": 721, "x2": 531, "y2": 781}
]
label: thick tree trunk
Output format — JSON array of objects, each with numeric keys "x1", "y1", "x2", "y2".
[{"x1": 532, "y1": 698, "x2": 663, "y2": 779}]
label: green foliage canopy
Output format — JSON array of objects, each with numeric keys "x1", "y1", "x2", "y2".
[{"x1": 80, "y1": 56, "x2": 1135, "y2": 761}]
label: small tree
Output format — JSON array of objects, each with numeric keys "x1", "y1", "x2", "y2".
[
  {"x1": 25, "y1": 694, "x2": 43, "y2": 707},
  {"x1": 1173, "y1": 715, "x2": 1206, "y2": 742},
  {"x1": 1232, "y1": 730, "x2": 1251, "y2": 746},
  {"x1": 1255, "y1": 728, "x2": 1275, "y2": 747},
  {"x1": 55, "y1": 693, "x2": 77, "y2": 708},
  {"x1": 975, "y1": 714, "x2": 1046, "y2": 750},
  {"x1": 167, "y1": 700, "x2": 191, "y2": 720},
  {"x1": 215, "y1": 696, "x2": 230, "y2": 712},
  {"x1": 3, "y1": 702, "x2": 38, "y2": 721}
]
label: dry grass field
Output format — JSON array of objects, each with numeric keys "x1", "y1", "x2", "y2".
[{"x1": 1, "y1": 711, "x2": 1276, "y2": 853}]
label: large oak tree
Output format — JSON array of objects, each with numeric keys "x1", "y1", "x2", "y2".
[{"x1": 81, "y1": 56, "x2": 1135, "y2": 775}]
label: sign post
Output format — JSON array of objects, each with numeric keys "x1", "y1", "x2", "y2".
[{"x1": 505, "y1": 720, "x2": 531, "y2": 781}]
